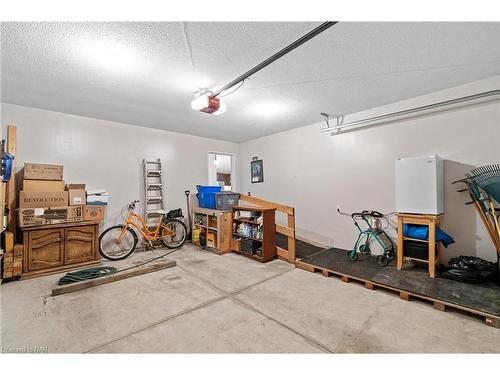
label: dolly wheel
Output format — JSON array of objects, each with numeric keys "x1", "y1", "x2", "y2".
[
  {"x1": 387, "y1": 250, "x2": 396, "y2": 261},
  {"x1": 348, "y1": 250, "x2": 359, "y2": 261},
  {"x1": 376, "y1": 255, "x2": 389, "y2": 267},
  {"x1": 359, "y1": 243, "x2": 370, "y2": 254}
]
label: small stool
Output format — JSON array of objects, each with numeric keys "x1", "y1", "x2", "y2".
[{"x1": 396, "y1": 213, "x2": 443, "y2": 278}]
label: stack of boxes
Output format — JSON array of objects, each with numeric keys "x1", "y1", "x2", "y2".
[
  {"x1": 84, "y1": 188, "x2": 108, "y2": 221},
  {"x1": 18, "y1": 163, "x2": 106, "y2": 227},
  {"x1": 2, "y1": 233, "x2": 22, "y2": 279},
  {"x1": 1, "y1": 180, "x2": 20, "y2": 278}
]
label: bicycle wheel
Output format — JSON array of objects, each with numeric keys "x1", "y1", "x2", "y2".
[
  {"x1": 161, "y1": 218, "x2": 187, "y2": 249},
  {"x1": 99, "y1": 225, "x2": 138, "y2": 260}
]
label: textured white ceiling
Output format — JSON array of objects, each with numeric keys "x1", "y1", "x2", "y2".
[{"x1": 1, "y1": 22, "x2": 499, "y2": 142}]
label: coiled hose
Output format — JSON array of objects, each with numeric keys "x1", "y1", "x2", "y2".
[
  {"x1": 57, "y1": 248, "x2": 179, "y2": 285},
  {"x1": 58, "y1": 266, "x2": 118, "y2": 285}
]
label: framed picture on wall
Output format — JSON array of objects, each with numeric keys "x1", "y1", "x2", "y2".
[{"x1": 251, "y1": 159, "x2": 264, "y2": 183}]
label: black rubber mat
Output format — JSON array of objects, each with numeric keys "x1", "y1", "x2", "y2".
[
  {"x1": 300, "y1": 247, "x2": 500, "y2": 317},
  {"x1": 302, "y1": 247, "x2": 381, "y2": 280},
  {"x1": 275, "y1": 233, "x2": 325, "y2": 260}
]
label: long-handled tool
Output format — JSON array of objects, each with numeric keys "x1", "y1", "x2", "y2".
[
  {"x1": 455, "y1": 165, "x2": 500, "y2": 256},
  {"x1": 185, "y1": 190, "x2": 192, "y2": 240}
]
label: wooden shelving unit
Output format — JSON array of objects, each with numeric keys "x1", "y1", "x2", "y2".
[
  {"x1": 192, "y1": 207, "x2": 232, "y2": 255},
  {"x1": 231, "y1": 205, "x2": 276, "y2": 262}
]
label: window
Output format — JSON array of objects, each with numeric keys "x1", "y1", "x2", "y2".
[{"x1": 208, "y1": 152, "x2": 234, "y2": 191}]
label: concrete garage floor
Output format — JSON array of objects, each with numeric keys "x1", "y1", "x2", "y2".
[{"x1": 1, "y1": 244, "x2": 499, "y2": 353}]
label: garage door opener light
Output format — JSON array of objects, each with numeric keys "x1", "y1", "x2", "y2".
[{"x1": 191, "y1": 22, "x2": 337, "y2": 115}]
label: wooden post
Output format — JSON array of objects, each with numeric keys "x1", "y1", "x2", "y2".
[
  {"x1": 485, "y1": 317, "x2": 499, "y2": 329},
  {"x1": 5, "y1": 125, "x2": 17, "y2": 239},
  {"x1": 340, "y1": 275, "x2": 351, "y2": 283},
  {"x1": 287, "y1": 209, "x2": 296, "y2": 263},
  {"x1": 433, "y1": 301, "x2": 446, "y2": 312},
  {"x1": 399, "y1": 291, "x2": 410, "y2": 301},
  {"x1": 52, "y1": 261, "x2": 177, "y2": 296},
  {"x1": 396, "y1": 214, "x2": 404, "y2": 270}
]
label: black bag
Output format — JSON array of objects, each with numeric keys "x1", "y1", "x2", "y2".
[
  {"x1": 440, "y1": 256, "x2": 498, "y2": 284},
  {"x1": 166, "y1": 208, "x2": 183, "y2": 219},
  {"x1": 199, "y1": 230, "x2": 206, "y2": 248}
]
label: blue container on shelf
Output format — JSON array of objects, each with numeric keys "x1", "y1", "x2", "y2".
[
  {"x1": 196, "y1": 185, "x2": 223, "y2": 193},
  {"x1": 196, "y1": 185, "x2": 222, "y2": 209},
  {"x1": 1, "y1": 153, "x2": 14, "y2": 182}
]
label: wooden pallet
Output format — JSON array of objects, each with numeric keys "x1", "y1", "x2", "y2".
[{"x1": 296, "y1": 259, "x2": 500, "y2": 328}]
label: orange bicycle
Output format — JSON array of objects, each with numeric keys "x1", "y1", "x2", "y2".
[{"x1": 99, "y1": 200, "x2": 187, "y2": 260}]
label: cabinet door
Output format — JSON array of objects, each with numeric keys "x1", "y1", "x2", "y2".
[
  {"x1": 64, "y1": 225, "x2": 96, "y2": 264},
  {"x1": 28, "y1": 229, "x2": 64, "y2": 271}
]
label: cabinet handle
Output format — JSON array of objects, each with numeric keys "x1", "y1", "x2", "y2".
[
  {"x1": 32, "y1": 238, "x2": 63, "y2": 249},
  {"x1": 66, "y1": 235, "x2": 92, "y2": 242}
]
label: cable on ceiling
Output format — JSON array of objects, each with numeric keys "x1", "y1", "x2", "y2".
[
  {"x1": 212, "y1": 21, "x2": 338, "y2": 98},
  {"x1": 217, "y1": 79, "x2": 246, "y2": 98}
]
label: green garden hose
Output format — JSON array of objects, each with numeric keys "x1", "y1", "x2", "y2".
[
  {"x1": 57, "y1": 248, "x2": 179, "y2": 285},
  {"x1": 58, "y1": 266, "x2": 118, "y2": 285}
]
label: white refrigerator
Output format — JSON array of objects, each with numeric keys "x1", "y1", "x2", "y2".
[{"x1": 395, "y1": 155, "x2": 444, "y2": 215}]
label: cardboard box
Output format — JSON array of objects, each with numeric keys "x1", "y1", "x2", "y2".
[
  {"x1": 83, "y1": 205, "x2": 105, "y2": 222},
  {"x1": 24, "y1": 163, "x2": 63, "y2": 181},
  {"x1": 13, "y1": 244, "x2": 23, "y2": 258},
  {"x1": 19, "y1": 191, "x2": 68, "y2": 208},
  {"x1": 18, "y1": 206, "x2": 82, "y2": 228},
  {"x1": 67, "y1": 184, "x2": 86, "y2": 206},
  {"x1": 0, "y1": 204, "x2": 6, "y2": 229},
  {"x1": 23, "y1": 179, "x2": 65, "y2": 192},
  {"x1": 2, "y1": 231, "x2": 14, "y2": 253}
]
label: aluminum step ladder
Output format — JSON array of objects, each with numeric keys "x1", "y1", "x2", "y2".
[{"x1": 143, "y1": 159, "x2": 166, "y2": 226}]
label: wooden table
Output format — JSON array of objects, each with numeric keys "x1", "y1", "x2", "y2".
[{"x1": 396, "y1": 213, "x2": 443, "y2": 278}]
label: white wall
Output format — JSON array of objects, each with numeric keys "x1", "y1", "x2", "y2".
[
  {"x1": 239, "y1": 77, "x2": 500, "y2": 262},
  {"x1": 2, "y1": 77, "x2": 499, "y2": 263},
  {"x1": 1, "y1": 103, "x2": 238, "y2": 228}
]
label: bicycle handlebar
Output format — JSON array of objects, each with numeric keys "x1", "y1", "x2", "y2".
[{"x1": 128, "y1": 200, "x2": 139, "y2": 210}]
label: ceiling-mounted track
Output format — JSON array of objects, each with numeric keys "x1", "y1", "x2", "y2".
[
  {"x1": 320, "y1": 90, "x2": 500, "y2": 134},
  {"x1": 213, "y1": 21, "x2": 338, "y2": 98}
]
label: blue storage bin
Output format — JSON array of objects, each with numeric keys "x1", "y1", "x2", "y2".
[
  {"x1": 196, "y1": 185, "x2": 222, "y2": 193},
  {"x1": 197, "y1": 192, "x2": 218, "y2": 209}
]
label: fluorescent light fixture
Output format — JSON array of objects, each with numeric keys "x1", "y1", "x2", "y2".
[
  {"x1": 191, "y1": 94, "x2": 226, "y2": 115},
  {"x1": 83, "y1": 40, "x2": 139, "y2": 73}
]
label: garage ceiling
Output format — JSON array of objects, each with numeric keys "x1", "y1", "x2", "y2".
[{"x1": 1, "y1": 22, "x2": 499, "y2": 142}]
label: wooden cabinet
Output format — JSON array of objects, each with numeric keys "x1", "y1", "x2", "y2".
[
  {"x1": 64, "y1": 225, "x2": 96, "y2": 264},
  {"x1": 27, "y1": 228, "x2": 64, "y2": 271},
  {"x1": 192, "y1": 207, "x2": 232, "y2": 255},
  {"x1": 22, "y1": 221, "x2": 100, "y2": 278}
]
